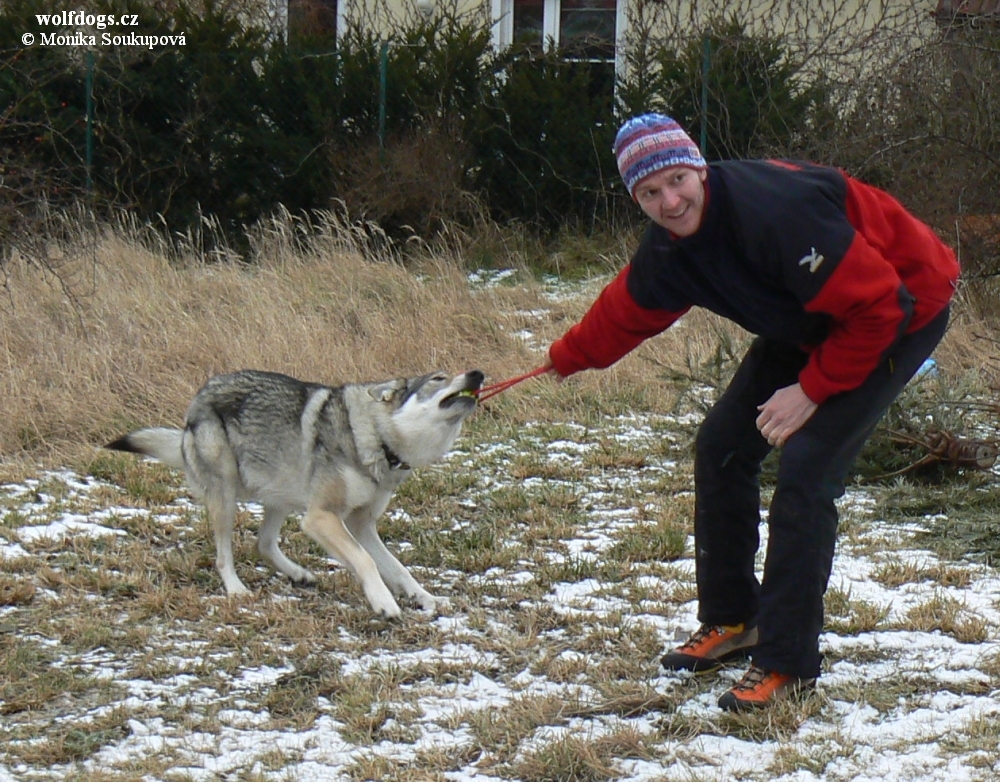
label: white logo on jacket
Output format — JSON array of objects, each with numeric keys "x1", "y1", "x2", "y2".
[{"x1": 798, "y1": 247, "x2": 825, "y2": 273}]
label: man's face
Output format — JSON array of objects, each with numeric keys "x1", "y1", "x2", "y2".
[{"x1": 633, "y1": 166, "x2": 708, "y2": 237}]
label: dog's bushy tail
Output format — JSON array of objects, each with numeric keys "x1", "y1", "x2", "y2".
[{"x1": 105, "y1": 428, "x2": 185, "y2": 472}]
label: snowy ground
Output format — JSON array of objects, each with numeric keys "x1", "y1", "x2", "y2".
[{"x1": 1, "y1": 406, "x2": 999, "y2": 781}]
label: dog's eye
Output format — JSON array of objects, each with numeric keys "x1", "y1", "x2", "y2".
[{"x1": 431, "y1": 374, "x2": 448, "y2": 383}]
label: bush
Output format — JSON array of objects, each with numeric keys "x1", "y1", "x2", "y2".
[
  {"x1": 0, "y1": 0, "x2": 628, "y2": 247},
  {"x1": 0, "y1": 0, "x2": 94, "y2": 246},
  {"x1": 820, "y1": 25, "x2": 1000, "y2": 321},
  {"x1": 325, "y1": 9, "x2": 498, "y2": 238},
  {"x1": 470, "y1": 48, "x2": 624, "y2": 231},
  {"x1": 95, "y1": 2, "x2": 283, "y2": 237},
  {"x1": 616, "y1": 15, "x2": 832, "y2": 162},
  {"x1": 3, "y1": 0, "x2": 998, "y2": 285}
]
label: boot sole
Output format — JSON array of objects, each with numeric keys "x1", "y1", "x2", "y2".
[
  {"x1": 661, "y1": 645, "x2": 755, "y2": 674},
  {"x1": 718, "y1": 678, "x2": 817, "y2": 711}
]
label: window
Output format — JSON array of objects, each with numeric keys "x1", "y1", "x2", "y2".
[
  {"x1": 559, "y1": 0, "x2": 617, "y2": 61},
  {"x1": 282, "y1": 0, "x2": 345, "y2": 44},
  {"x1": 513, "y1": 0, "x2": 544, "y2": 49},
  {"x1": 493, "y1": 0, "x2": 624, "y2": 72}
]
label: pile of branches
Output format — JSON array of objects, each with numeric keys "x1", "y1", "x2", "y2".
[{"x1": 857, "y1": 375, "x2": 999, "y2": 484}]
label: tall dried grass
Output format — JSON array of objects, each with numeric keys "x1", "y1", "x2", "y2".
[
  {"x1": 0, "y1": 211, "x2": 995, "y2": 471},
  {"x1": 0, "y1": 214, "x2": 522, "y2": 466}
]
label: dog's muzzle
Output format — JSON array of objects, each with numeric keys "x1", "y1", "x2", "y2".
[{"x1": 440, "y1": 370, "x2": 485, "y2": 408}]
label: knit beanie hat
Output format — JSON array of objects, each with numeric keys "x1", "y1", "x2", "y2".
[{"x1": 613, "y1": 114, "x2": 707, "y2": 197}]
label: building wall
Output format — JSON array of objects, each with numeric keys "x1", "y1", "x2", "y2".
[
  {"x1": 358, "y1": 0, "x2": 936, "y2": 81},
  {"x1": 367, "y1": 0, "x2": 934, "y2": 39}
]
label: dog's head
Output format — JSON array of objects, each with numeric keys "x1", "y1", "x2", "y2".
[{"x1": 369, "y1": 370, "x2": 484, "y2": 466}]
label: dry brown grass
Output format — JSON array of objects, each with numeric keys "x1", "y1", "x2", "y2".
[
  {"x1": 2, "y1": 214, "x2": 999, "y2": 778},
  {"x1": 1, "y1": 212, "x2": 996, "y2": 476},
  {"x1": 0, "y1": 214, "x2": 562, "y2": 469}
]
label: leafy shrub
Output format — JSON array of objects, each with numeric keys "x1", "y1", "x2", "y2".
[
  {"x1": 4, "y1": 0, "x2": 998, "y2": 283},
  {"x1": 0, "y1": 0, "x2": 94, "y2": 243},
  {"x1": 616, "y1": 15, "x2": 831, "y2": 161},
  {"x1": 470, "y1": 48, "x2": 624, "y2": 230}
]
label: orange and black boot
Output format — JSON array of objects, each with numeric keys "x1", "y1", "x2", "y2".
[
  {"x1": 717, "y1": 664, "x2": 816, "y2": 711},
  {"x1": 660, "y1": 623, "x2": 758, "y2": 674}
]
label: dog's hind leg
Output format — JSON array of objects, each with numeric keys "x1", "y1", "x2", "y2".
[
  {"x1": 258, "y1": 506, "x2": 317, "y2": 587},
  {"x1": 300, "y1": 507, "x2": 402, "y2": 618},
  {"x1": 206, "y1": 487, "x2": 251, "y2": 596},
  {"x1": 184, "y1": 421, "x2": 250, "y2": 596},
  {"x1": 347, "y1": 515, "x2": 443, "y2": 613}
]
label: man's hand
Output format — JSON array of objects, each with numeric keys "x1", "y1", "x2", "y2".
[
  {"x1": 540, "y1": 358, "x2": 565, "y2": 383},
  {"x1": 756, "y1": 383, "x2": 818, "y2": 447}
]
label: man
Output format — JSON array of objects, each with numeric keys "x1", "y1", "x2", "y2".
[{"x1": 541, "y1": 113, "x2": 959, "y2": 711}]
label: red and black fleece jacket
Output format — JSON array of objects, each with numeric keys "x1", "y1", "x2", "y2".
[{"x1": 549, "y1": 159, "x2": 959, "y2": 404}]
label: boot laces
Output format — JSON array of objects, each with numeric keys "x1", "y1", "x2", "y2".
[
  {"x1": 733, "y1": 665, "x2": 771, "y2": 692},
  {"x1": 680, "y1": 624, "x2": 721, "y2": 652}
]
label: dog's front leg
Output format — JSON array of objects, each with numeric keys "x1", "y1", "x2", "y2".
[
  {"x1": 258, "y1": 505, "x2": 317, "y2": 587},
  {"x1": 300, "y1": 508, "x2": 402, "y2": 618},
  {"x1": 347, "y1": 515, "x2": 445, "y2": 614}
]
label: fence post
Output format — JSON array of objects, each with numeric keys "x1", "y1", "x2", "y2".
[
  {"x1": 700, "y1": 34, "x2": 710, "y2": 157},
  {"x1": 378, "y1": 39, "x2": 388, "y2": 157},
  {"x1": 85, "y1": 49, "x2": 94, "y2": 193}
]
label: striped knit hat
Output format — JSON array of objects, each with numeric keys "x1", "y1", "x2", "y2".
[{"x1": 614, "y1": 114, "x2": 707, "y2": 197}]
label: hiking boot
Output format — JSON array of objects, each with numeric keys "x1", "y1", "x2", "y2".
[
  {"x1": 660, "y1": 623, "x2": 758, "y2": 673},
  {"x1": 717, "y1": 665, "x2": 816, "y2": 711}
]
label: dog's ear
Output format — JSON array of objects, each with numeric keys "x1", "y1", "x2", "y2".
[{"x1": 368, "y1": 380, "x2": 404, "y2": 403}]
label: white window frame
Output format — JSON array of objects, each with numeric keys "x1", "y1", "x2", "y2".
[
  {"x1": 544, "y1": 0, "x2": 560, "y2": 45},
  {"x1": 492, "y1": 0, "x2": 626, "y2": 79},
  {"x1": 492, "y1": 0, "x2": 514, "y2": 50}
]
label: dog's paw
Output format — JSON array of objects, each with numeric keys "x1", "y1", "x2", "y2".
[
  {"x1": 366, "y1": 587, "x2": 403, "y2": 619},
  {"x1": 376, "y1": 603, "x2": 403, "y2": 620},
  {"x1": 415, "y1": 592, "x2": 450, "y2": 615},
  {"x1": 288, "y1": 570, "x2": 318, "y2": 588},
  {"x1": 223, "y1": 581, "x2": 253, "y2": 597}
]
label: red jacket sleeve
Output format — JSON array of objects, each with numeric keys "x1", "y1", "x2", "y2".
[
  {"x1": 843, "y1": 176, "x2": 958, "y2": 332},
  {"x1": 798, "y1": 175, "x2": 958, "y2": 404},
  {"x1": 548, "y1": 266, "x2": 687, "y2": 377},
  {"x1": 799, "y1": 230, "x2": 912, "y2": 404}
]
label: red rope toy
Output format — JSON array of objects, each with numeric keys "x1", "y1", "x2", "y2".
[{"x1": 475, "y1": 365, "x2": 550, "y2": 402}]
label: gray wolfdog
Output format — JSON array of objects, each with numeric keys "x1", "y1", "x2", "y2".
[{"x1": 106, "y1": 368, "x2": 484, "y2": 617}]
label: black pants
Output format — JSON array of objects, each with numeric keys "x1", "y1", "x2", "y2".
[{"x1": 692, "y1": 306, "x2": 949, "y2": 679}]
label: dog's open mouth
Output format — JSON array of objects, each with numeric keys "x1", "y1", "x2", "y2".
[
  {"x1": 439, "y1": 371, "x2": 484, "y2": 409},
  {"x1": 440, "y1": 388, "x2": 479, "y2": 408}
]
